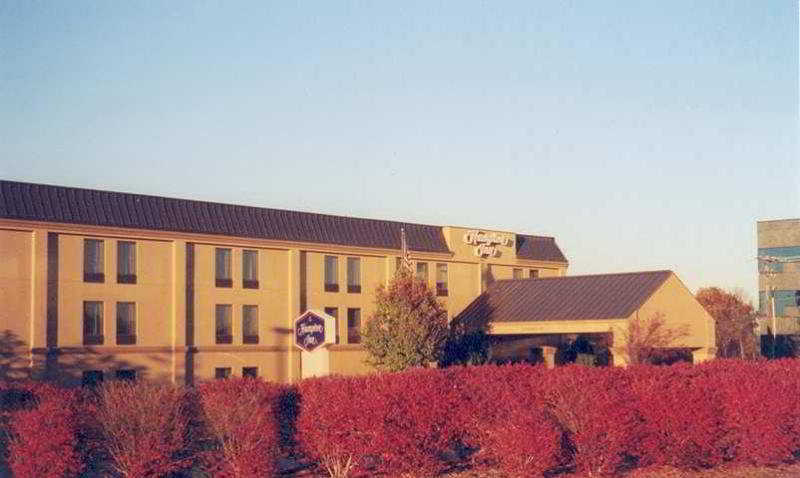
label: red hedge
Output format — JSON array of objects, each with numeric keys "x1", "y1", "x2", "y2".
[
  {"x1": 297, "y1": 369, "x2": 466, "y2": 476},
  {"x1": 5, "y1": 360, "x2": 800, "y2": 476},
  {"x1": 196, "y1": 378, "x2": 285, "y2": 477},
  {"x1": 7, "y1": 383, "x2": 84, "y2": 478}
]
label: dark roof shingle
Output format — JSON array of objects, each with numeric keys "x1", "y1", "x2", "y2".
[
  {"x1": 456, "y1": 270, "x2": 673, "y2": 323},
  {"x1": 516, "y1": 234, "x2": 568, "y2": 263},
  {"x1": 0, "y1": 180, "x2": 450, "y2": 253},
  {"x1": 0, "y1": 180, "x2": 569, "y2": 262}
]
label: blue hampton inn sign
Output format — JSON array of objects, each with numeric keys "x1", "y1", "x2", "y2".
[{"x1": 294, "y1": 311, "x2": 327, "y2": 353}]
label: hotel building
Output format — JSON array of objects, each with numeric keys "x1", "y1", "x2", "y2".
[{"x1": 0, "y1": 181, "x2": 715, "y2": 385}]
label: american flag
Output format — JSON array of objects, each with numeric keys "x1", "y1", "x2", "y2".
[{"x1": 400, "y1": 226, "x2": 412, "y2": 271}]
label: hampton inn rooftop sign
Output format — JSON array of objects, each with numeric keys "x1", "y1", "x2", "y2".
[{"x1": 463, "y1": 230, "x2": 512, "y2": 258}]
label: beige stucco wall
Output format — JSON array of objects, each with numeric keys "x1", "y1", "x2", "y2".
[
  {"x1": 57, "y1": 233, "x2": 174, "y2": 348},
  {"x1": 0, "y1": 218, "x2": 568, "y2": 384},
  {"x1": 0, "y1": 228, "x2": 33, "y2": 378},
  {"x1": 631, "y1": 273, "x2": 716, "y2": 350}
]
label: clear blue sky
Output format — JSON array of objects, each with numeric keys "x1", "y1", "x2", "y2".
[{"x1": 1, "y1": 1, "x2": 797, "y2": 300}]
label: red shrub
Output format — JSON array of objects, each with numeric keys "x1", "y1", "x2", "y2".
[
  {"x1": 712, "y1": 360, "x2": 800, "y2": 465},
  {"x1": 628, "y1": 363, "x2": 728, "y2": 468},
  {"x1": 539, "y1": 365, "x2": 640, "y2": 476},
  {"x1": 196, "y1": 378, "x2": 285, "y2": 477},
  {"x1": 451, "y1": 365, "x2": 563, "y2": 477},
  {"x1": 7, "y1": 384, "x2": 84, "y2": 478},
  {"x1": 93, "y1": 381, "x2": 190, "y2": 477},
  {"x1": 297, "y1": 369, "x2": 465, "y2": 477}
]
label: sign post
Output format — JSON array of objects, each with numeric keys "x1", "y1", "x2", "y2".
[{"x1": 294, "y1": 310, "x2": 336, "y2": 379}]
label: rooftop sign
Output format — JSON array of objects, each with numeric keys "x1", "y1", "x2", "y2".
[{"x1": 463, "y1": 230, "x2": 512, "y2": 258}]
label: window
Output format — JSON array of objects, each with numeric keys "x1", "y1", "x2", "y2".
[
  {"x1": 529, "y1": 269, "x2": 539, "y2": 279},
  {"x1": 347, "y1": 257, "x2": 361, "y2": 293},
  {"x1": 436, "y1": 263, "x2": 448, "y2": 297},
  {"x1": 116, "y1": 302, "x2": 136, "y2": 345},
  {"x1": 115, "y1": 369, "x2": 136, "y2": 381},
  {"x1": 324, "y1": 307, "x2": 339, "y2": 344},
  {"x1": 83, "y1": 301, "x2": 104, "y2": 345},
  {"x1": 214, "y1": 367, "x2": 232, "y2": 379},
  {"x1": 242, "y1": 367, "x2": 258, "y2": 378},
  {"x1": 243, "y1": 305, "x2": 259, "y2": 344},
  {"x1": 243, "y1": 250, "x2": 259, "y2": 289},
  {"x1": 773, "y1": 290, "x2": 800, "y2": 316},
  {"x1": 347, "y1": 308, "x2": 361, "y2": 344},
  {"x1": 758, "y1": 247, "x2": 800, "y2": 273},
  {"x1": 84, "y1": 239, "x2": 104, "y2": 282},
  {"x1": 117, "y1": 241, "x2": 136, "y2": 284},
  {"x1": 513, "y1": 268, "x2": 523, "y2": 279},
  {"x1": 215, "y1": 305, "x2": 232, "y2": 344},
  {"x1": 215, "y1": 248, "x2": 232, "y2": 288},
  {"x1": 324, "y1": 256, "x2": 339, "y2": 292},
  {"x1": 416, "y1": 262, "x2": 428, "y2": 283},
  {"x1": 82, "y1": 370, "x2": 104, "y2": 387}
]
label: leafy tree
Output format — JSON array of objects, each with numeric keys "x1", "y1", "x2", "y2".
[
  {"x1": 620, "y1": 312, "x2": 689, "y2": 365},
  {"x1": 362, "y1": 267, "x2": 449, "y2": 372},
  {"x1": 696, "y1": 287, "x2": 760, "y2": 359}
]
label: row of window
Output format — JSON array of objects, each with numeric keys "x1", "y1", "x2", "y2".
[
  {"x1": 758, "y1": 290, "x2": 800, "y2": 317},
  {"x1": 513, "y1": 268, "x2": 540, "y2": 279},
  {"x1": 86, "y1": 240, "x2": 538, "y2": 295},
  {"x1": 215, "y1": 367, "x2": 259, "y2": 379},
  {"x1": 84, "y1": 239, "x2": 137, "y2": 283},
  {"x1": 214, "y1": 248, "x2": 260, "y2": 288},
  {"x1": 323, "y1": 307, "x2": 361, "y2": 344},
  {"x1": 323, "y1": 256, "x2": 362, "y2": 293},
  {"x1": 82, "y1": 369, "x2": 136, "y2": 386},
  {"x1": 413, "y1": 262, "x2": 449, "y2": 297},
  {"x1": 83, "y1": 301, "x2": 136, "y2": 345},
  {"x1": 82, "y1": 300, "x2": 363, "y2": 346},
  {"x1": 82, "y1": 366, "x2": 262, "y2": 386},
  {"x1": 214, "y1": 304, "x2": 260, "y2": 344}
]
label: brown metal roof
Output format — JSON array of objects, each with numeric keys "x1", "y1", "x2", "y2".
[
  {"x1": 456, "y1": 270, "x2": 673, "y2": 323},
  {"x1": 0, "y1": 180, "x2": 569, "y2": 262},
  {"x1": 0, "y1": 180, "x2": 449, "y2": 253},
  {"x1": 516, "y1": 234, "x2": 568, "y2": 263}
]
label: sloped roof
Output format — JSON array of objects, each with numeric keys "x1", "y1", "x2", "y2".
[
  {"x1": 0, "y1": 181, "x2": 567, "y2": 261},
  {"x1": 456, "y1": 270, "x2": 673, "y2": 323},
  {"x1": 0, "y1": 180, "x2": 449, "y2": 253},
  {"x1": 516, "y1": 234, "x2": 568, "y2": 263}
]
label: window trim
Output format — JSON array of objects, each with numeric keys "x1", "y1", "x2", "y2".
[
  {"x1": 416, "y1": 262, "x2": 428, "y2": 283},
  {"x1": 324, "y1": 255, "x2": 339, "y2": 292},
  {"x1": 83, "y1": 239, "x2": 105, "y2": 283},
  {"x1": 242, "y1": 304, "x2": 259, "y2": 344},
  {"x1": 242, "y1": 249, "x2": 259, "y2": 289},
  {"x1": 215, "y1": 304, "x2": 233, "y2": 344},
  {"x1": 324, "y1": 307, "x2": 340, "y2": 344},
  {"x1": 347, "y1": 308, "x2": 361, "y2": 344},
  {"x1": 83, "y1": 301, "x2": 104, "y2": 345},
  {"x1": 242, "y1": 366, "x2": 258, "y2": 378},
  {"x1": 116, "y1": 241, "x2": 137, "y2": 284},
  {"x1": 215, "y1": 248, "x2": 232, "y2": 288},
  {"x1": 347, "y1": 257, "x2": 361, "y2": 294},
  {"x1": 214, "y1": 367, "x2": 232, "y2": 380},
  {"x1": 115, "y1": 301, "x2": 137, "y2": 346}
]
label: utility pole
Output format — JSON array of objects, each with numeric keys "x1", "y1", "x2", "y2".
[{"x1": 757, "y1": 255, "x2": 800, "y2": 358}]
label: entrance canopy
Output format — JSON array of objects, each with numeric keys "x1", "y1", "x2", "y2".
[{"x1": 454, "y1": 270, "x2": 716, "y2": 365}]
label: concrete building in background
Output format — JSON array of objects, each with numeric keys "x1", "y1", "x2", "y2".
[
  {"x1": 0, "y1": 180, "x2": 715, "y2": 385},
  {"x1": 757, "y1": 219, "x2": 800, "y2": 351}
]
